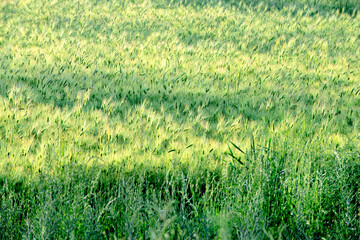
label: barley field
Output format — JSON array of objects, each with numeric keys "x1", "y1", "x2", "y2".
[{"x1": 0, "y1": 0, "x2": 360, "y2": 239}]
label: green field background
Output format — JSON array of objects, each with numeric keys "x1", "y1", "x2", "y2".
[{"x1": 1, "y1": 0, "x2": 360, "y2": 239}]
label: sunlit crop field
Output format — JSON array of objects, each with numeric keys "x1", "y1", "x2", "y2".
[{"x1": 1, "y1": 0, "x2": 360, "y2": 238}]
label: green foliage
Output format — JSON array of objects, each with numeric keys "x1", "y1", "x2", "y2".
[{"x1": 0, "y1": 0, "x2": 360, "y2": 238}]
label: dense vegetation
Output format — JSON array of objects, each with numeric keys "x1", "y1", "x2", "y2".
[{"x1": 1, "y1": 0, "x2": 359, "y2": 238}]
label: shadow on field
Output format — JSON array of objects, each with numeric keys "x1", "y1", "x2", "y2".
[
  {"x1": 0, "y1": 64, "x2": 295, "y2": 129},
  {"x1": 0, "y1": 159, "x2": 225, "y2": 239},
  {"x1": 1, "y1": 139, "x2": 360, "y2": 239},
  {"x1": 154, "y1": 0, "x2": 359, "y2": 15},
  {"x1": 2, "y1": 56, "x2": 355, "y2": 143}
]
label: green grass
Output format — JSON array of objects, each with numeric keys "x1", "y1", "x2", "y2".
[{"x1": 1, "y1": 0, "x2": 360, "y2": 238}]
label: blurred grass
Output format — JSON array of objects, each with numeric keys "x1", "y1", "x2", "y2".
[{"x1": 0, "y1": 0, "x2": 360, "y2": 238}]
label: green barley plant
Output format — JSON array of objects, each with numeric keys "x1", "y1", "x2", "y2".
[{"x1": 0, "y1": 0, "x2": 359, "y2": 238}]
